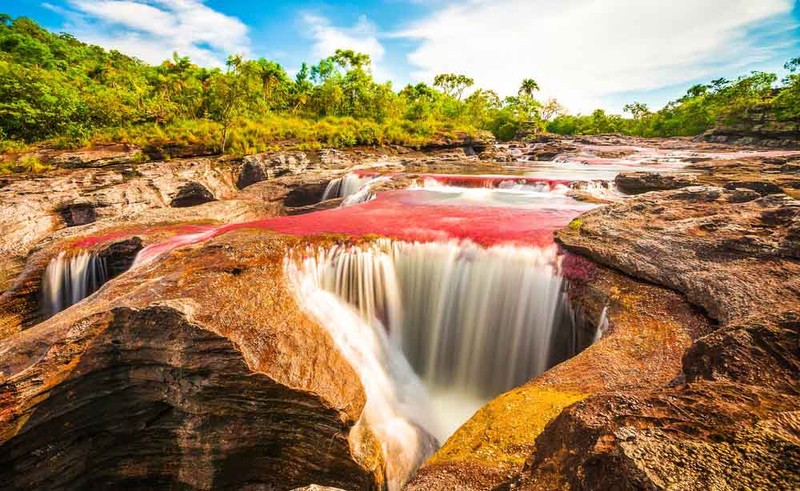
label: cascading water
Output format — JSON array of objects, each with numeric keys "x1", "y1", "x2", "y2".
[
  {"x1": 42, "y1": 251, "x2": 108, "y2": 316},
  {"x1": 285, "y1": 253, "x2": 437, "y2": 491},
  {"x1": 290, "y1": 239, "x2": 577, "y2": 439},
  {"x1": 323, "y1": 172, "x2": 390, "y2": 207},
  {"x1": 321, "y1": 173, "x2": 370, "y2": 200}
]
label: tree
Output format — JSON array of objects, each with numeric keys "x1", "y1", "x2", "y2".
[
  {"x1": 331, "y1": 49, "x2": 371, "y2": 71},
  {"x1": 254, "y1": 58, "x2": 288, "y2": 109},
  {"x1": 518, "y1": 78, "x2": 540, "y2": 98},
  {"x1": 212, "y1": 55, "x2": 248, "y2": 152},
  {"x1": 623, "y1": 102, "x2": 650, "y2": 120},
  {"x1": 540, "y1": 98, "x2": 565, "y2": 122},
  {"x1": 433, "y1": 73, "x2": 474, "y2": 100}
]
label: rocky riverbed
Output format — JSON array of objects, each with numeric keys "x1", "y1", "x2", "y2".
[{"x1": 0, "y1": 135, "x2": 798, "y2": 490}]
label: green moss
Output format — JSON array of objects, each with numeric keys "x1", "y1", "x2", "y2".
[
  {"x1": 569, "y1": 218, "x2": 584, "y2": 231},
  {"x1": 430, "y1": 386, "x2": 588, "y2": 467}
]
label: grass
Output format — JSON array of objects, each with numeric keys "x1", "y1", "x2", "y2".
[
  {"x1": 0, "y1": 156, "x2": 53, "y2": 174},
  {"x1": 0, "y1": 116, "x2": 484, "y2": 174},
  {"x1": 84, "y1": 115, "x2": 482, "y2": 155}
]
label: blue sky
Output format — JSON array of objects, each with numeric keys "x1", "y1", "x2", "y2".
[{"x1": 5, "y1": 0, "x2": 800, "y2": 113}]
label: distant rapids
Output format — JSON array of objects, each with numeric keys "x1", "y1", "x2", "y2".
[
  {"x1": 42, "y1": 251, "x2": 108, "y2": 316},
  {"x1": 286, "y1": 239, "x2": 579, "y2": 439}
]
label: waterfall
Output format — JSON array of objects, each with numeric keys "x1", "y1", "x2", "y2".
[
  {"x1": 290, "y1": 239, "x2": 572, "y2": 438},
  {"x1": 321, "y1": 173, "x2": 370, "y2": 200},
  {"x1": 391, "y1": 241, "x2": 563, "y2": 393},
  {"x1": 322, "y1": 173, "x2": 391, "y2": 207},
  {"x1": 42, "y1": 251, "x2": 108, "y2": 316},
  {"x1": 285, "y1": 252, "x2": 437, "y2": 490}
]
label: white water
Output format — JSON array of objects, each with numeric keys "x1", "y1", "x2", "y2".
[
  {"x1": 285, "y1": 254, "x2": 436, "y2": 490},
  {"x1": 42, "y1": 251, "x2": 108, "y2": 316},
  {"x1": 322, "y1": 173, "x2": 370, "y2": 201},
  {"x1": 290, "y1": 239, "x2": 570, "y2": 439},
  {"x1": 323, "y1": 173, "x2": 392, "y2": 207}
]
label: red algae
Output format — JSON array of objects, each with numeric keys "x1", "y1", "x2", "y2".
[
  {"x1": 419, "y1": 174, "x2": 571, "y2": 189},
  {"x1": 71, "y1": 224, "x2": 217, "y2": 250},
  {"x1": 135, "y1": 188, "x2": 592, "y2": 264}
]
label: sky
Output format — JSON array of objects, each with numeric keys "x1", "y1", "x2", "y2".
[{"x1": 5, "y1": 0, "x2": 800, "y2": 113}]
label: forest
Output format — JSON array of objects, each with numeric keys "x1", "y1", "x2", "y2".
[{"x1": 1, "y1": 13, "x2": 799, "y2": 163}]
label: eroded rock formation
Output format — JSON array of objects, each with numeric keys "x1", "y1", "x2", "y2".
[{"x1": 0, "y1": 232, "x2": 393, "y2": 490}]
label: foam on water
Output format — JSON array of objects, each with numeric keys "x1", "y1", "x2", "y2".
[{"x1": 290, "y1": 239, "x2": 575, "y2": 440}]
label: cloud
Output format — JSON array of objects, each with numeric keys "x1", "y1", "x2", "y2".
[
  {"x1": 56, "y1": 0, "x2": 250, "y2": 66},
  {"x1": 399, "y1": 0, "x2": 797, "y2": 112},
  {"x1": 301, "y1": 13, "x2": 391, "y2": 80}
]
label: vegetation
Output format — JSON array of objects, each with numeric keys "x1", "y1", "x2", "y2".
[
  {"x1": 0, "y1": 13, "x2": 797, "y2": 168},
  {"x1": 548, "y1": 62, "x2": 800, "y2": 137},
  {"x1": 0, "y1": 14, "x2": 541, "y2": 157}
]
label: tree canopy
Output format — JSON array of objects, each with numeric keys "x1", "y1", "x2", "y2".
[{"x1": 0, "y1": 13, "x2": 797, "y2": 159}]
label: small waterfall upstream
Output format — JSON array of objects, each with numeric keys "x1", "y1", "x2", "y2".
[
  {"x1": 322, "y1": 173, "x2": 370, "y2": 200},
  {"x1": 322, "y1": 173, "x2": 389, "y2": 207},
  {"x1": 288, "y1": 239, "x2": 581, "y2": 439},
  {"x1": 41, "y1": 251, "x2": 108, "y2": 317}
]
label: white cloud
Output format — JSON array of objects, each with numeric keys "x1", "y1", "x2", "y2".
[
  {"x1": 399, "y1": 0, "x2": 796, "y2": 112},
  {"x1": 301, "y1": 13, "x2": 392, "y2": 80},
  {"x1": 58, "y1": 0, "x2": 250, "y2": 66}
]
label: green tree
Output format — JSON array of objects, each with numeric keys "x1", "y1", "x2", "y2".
[
  {"x1": 433, "y1": 73, "x2": 474, "y2": 100},
  {"x1": 518, "y1": 78, "x2": 540, "y2": 98}
]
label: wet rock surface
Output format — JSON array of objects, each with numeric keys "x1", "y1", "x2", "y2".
[
  {"x1": 0, "y1": 232, "x2": 389, "y2": 490},
  {"x1": 2, "y1": 136, "x2": 800, "y2": 490},
  {"x1": 537, "y1": 185, "x2": 800, "y2": 489}
]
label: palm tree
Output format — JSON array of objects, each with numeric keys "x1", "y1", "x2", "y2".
[{"x1": 519, "y1": 78, "x2": 540, "y2": 98}]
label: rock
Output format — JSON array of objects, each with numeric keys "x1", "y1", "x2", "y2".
[
  {"x1": 47, "y1": 145, "x2": 142, "y2": 168},
  {"x1": 170, "y1": 182, "x2": 216, "y2": 207},
  {"x1": 58, "y1": 201, "x2": 97, "y2": 226},
  {"x1": 0, "y1": 232, "x2": 393, "y2": 490},
  {"x1": 698, "y1": 106, "x2": 800, "y2": 148},
  {"x1": 723, "y1": 180, "x2": 783, "y2": 196},
  {"x1": 238, "y1": 152, "x2": 311, "y2": 189},
  {"x1": 284, "y1": 182, "x2": 332, "y2": 208},
  {"x1": 512, "y1": 381, "x2": 798, "y2": 490},
  {"x1": 615, "y1": 171, "x2": 697, "y2": 194},
  {"x1": 545, "y1": 185, "x2": 800, "y2": 490},
  {"x1": 405, "y1": 266, "x2": 711, "y2": 490},
  {"x1": 726, "y1": 188, "x2": 761, "y2": 203}
]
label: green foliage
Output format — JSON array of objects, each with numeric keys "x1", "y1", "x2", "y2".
[
  {"x1": 1, "y1": 13, "x2": 795, "y2": 161},
  {"x1": 0, "y1": 14, "x2": 561, "y2": 153},
  {"x1": 548, "y1": 69, "x2": 798, "y2": 137}
]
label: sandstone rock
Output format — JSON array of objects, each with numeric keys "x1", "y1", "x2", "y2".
[
  {"x1": 726, "y1": 187, "x2": 761, "y2": 203},
  {"x1": 57, "y1": 201, "x2": 97, "y2": 226},
  {"x1": 615, "y1": 171, "x2": 698, "y2": 194},
  {"x1": 47, "y1": 145, "x2": 142, "y2": 168},
  {"x1": 546, "y1": 186, "x2": 800, "y2": 491},
  {"x1": 0, "y1": 232, "x2": 393, "y2": 490},
  {"x1": 512, "y1": 382, "x2": 799, "y2": 490},
  {"x1": 238, "y1": 152, "x2": 311, "y2": 189},
  {"x1": 405, "y1": 266, "x2": 711, "y2": 490}
]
